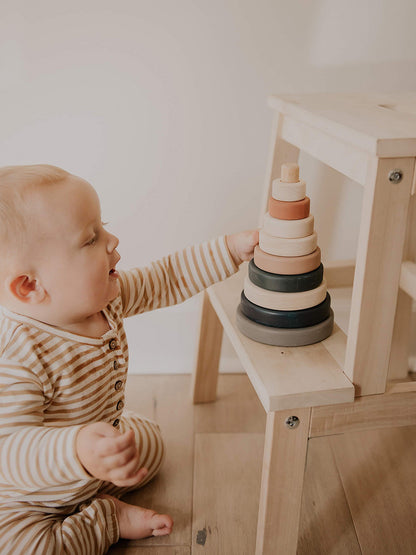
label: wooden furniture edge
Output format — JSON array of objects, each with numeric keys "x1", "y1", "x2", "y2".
[{"x1": 310, "y1": 381, "x2": 416, "y2": 438}]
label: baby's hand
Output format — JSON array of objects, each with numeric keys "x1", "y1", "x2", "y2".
[
  {"x1": 226, "y1": 229, "x2": 259, "y2": 266},
  {"x1": 76, "y1": 422, "x2": 148, "y2": 487}
]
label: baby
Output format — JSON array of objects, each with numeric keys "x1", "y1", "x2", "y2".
[{"x1": 0, "y1": 164, "x2": 258, "y2": 554}]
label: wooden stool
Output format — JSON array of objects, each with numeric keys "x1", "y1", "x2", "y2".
[{"x1": 191, "y1": 93, "x2": 416, "y2": 554}]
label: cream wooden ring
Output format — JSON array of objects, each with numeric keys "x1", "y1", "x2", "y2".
[
  {"x1": 259, "y1": 230, "x2": 317, "y2": 257},
  {"x1": 262, "y1": 212, "x2": 314, "y2": 239},
  {"x1": 243, "y1": 276, "x2": 327, "y2": 311},
  {"x1": 272, "y1": 178, "x2": 306, "y2": 202}
]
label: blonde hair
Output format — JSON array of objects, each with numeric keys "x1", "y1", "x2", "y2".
[{"x1": 0, "y1": 164, "x2": 71, "y2": 258}]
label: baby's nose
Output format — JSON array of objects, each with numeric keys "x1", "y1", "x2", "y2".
[{"x1": 107, "y1": 232, "x2": 119, "y2": 253}]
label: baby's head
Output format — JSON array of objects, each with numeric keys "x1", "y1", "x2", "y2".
[{"x1": 0, "y1": 165, "x2": 120, "y2": 328}]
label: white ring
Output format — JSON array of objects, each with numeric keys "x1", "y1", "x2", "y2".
[
  {"x1": 259, "y1": 229, "x2": 317, "y2": 257},
  {"x1": 272, "y1": 178, "x2": 306, "y2": 202},
  {"x1": 262, "y1": 212, "x2": 314, "y2": 239},
  {"x1": 244, "y1": 276, "x2": 327, "y2": 310}
]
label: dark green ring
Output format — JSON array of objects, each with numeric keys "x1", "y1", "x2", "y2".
[{"x1": 248, "y1": 259, "x2": 323, "y2": 292}]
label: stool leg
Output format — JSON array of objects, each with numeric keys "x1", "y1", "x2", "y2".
[
  {"x1": 345, "y1": 156, "x2": 415, "y2": 395},
  {"x1": 388, "y1": 193, "x2": 416, "y2": 379},
  {"x1": 191, "y1": 291, "x2": 223, "y2": 404},
  {"x1": 256, "y1": 408, "x2": 311, "y2": 555}
]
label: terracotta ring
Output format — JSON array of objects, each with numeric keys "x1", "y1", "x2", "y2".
[{"x1": 268, "y1": 196, "x2": 310, "y2": 220}]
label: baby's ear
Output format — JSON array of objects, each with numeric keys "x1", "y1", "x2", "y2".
[{"x1": 7, "y1": 275, "x2": 47, "y2": 304}]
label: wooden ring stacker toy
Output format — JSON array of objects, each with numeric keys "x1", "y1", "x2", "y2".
[
  {"x1": 239, "y1": 291, "x2": 331, "y2": 328},
  {"x1": 236, "y1": 305, "x2": 334, "y2": 347},
  {"x1": 253, "y1": 246, "x2": 321, "y2": 275},
  {"x1": 259, "y1": 229, "x2": 318, "y2": 257},
  {"x1": 268, "y1": 196, "x2": 310, "y2": 220},
  {"x1": 243, "y1": 277, "x2": 327, "y2": 311},
  {"x1": 262, "y1": 212, "x2": 315, "y2": 239},
  {"x1": 248, "y1": 260, "x2": 324, "y2": 292}
]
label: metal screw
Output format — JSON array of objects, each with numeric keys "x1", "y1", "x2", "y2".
[
  {"x1": 285, "y1": 415, "x2": 300, "y2": 429},
  {"x1": 388, "y1": 169, "x2": 403, "y2": 184}
]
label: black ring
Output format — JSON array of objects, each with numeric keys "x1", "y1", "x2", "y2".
[
  {"x1": 236, "y1": 305, "x2": 334, "y2": 347},
  {"x1": 248, "y1": 259, "x2": 323, "y2": 292},
  {"x1": 239, "y1": 291, "x2": 331, "y2": 328}
]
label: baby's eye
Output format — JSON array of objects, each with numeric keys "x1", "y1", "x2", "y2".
[{"x1": 85, "y1": 235, "x2": 97, "y2": 246}]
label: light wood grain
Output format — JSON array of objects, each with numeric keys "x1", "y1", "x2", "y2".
[
  {"x1": 344, "y1": 156, "x2": 415, "y2": 395},
  {"x1": 208, "y1": 269, "x2": 354, "y2": 411},
  {"x1": 191, "y1": 291, "x2": 223, "y2": 404},
  {"x1": 298, "y1": 437, "x2": 361, "y2": 555},
  {"x1": 105, "y1": 375, "x2": 416, "y2": 554},
  {"x1": 331, "y1": 426, "x2": 416, "y2": 554},
  {"x1": 192, "y1": 433, "x2": 264, "y2": 555},
  {"x1": 193, "y1": 373, "x2": 266, "y2": 434},
  {"x1": 400, "y1": 260, "x2": 416, "y2": 299},
  {"x1": 279, "y1": 110, "x2": 371, "y2": 186},
  {"x1": 388, "y1": 289, "x2": 413, "y2": 379},
  {"x1": 389, "y1": 192, "x2": 416, "y2": 379},
  {"x1": 111, "y1": 375, "x2": 194, "y2": 550},
  {"x1": 310, "y1": 389, "x2": 416, "y2": 437},
  {"x1": 256, "y1": 408, "x2": 311, "y2": 555},
  {"x1": 269, "y1": 93, "x2": 416, "y2": 158},
  {"x1": 109, "y1": 546, "x2": 190, "y2": 555}
]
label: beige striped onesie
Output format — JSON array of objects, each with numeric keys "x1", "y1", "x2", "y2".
[{"x1": 0, "y1": 236, "x2": 238, "y2": 554}]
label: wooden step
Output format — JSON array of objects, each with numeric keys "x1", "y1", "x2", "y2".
[{"x1": 208, "y1": 267, "x2": 354, "y2": 411}]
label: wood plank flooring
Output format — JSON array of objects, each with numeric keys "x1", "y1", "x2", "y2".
[{"x1": 107, "y1": 374, "x2": 416, "y2": 555}]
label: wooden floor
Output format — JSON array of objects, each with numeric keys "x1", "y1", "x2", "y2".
[{"x1": 107, "y1": 374, "x2": 416, "y2": 555}]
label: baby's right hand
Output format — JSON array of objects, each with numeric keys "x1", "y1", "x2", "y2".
[{"x1": 76, "y1": 422, "x2": 148, "y2": 486}]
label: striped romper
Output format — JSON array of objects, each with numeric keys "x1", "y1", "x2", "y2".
[{"x1": 0, "y1": 236, "x2": 238, "y2": 554}]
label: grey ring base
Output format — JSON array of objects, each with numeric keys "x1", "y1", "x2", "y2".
[
  {"x1": 240, "y1": 291, "x2": 331, "y2": 328},
  {"x1": 236, "y1": 305, "x2": 334, "y2": 347},
  {"x1": 249, "y1": 260, "x2": 324, "y2": 292}
]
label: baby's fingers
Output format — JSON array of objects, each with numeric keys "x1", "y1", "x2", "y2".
[
  {"x1": 99, "y1": 429, "x2": 136, "y2": 456},
  {"x1": 111, "y1": 464, "x2": 149, "y2": 487}
]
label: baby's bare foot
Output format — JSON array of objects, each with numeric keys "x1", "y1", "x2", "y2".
[{"x1": 100, "y1": 494, "x2": 173, "y2": 539}]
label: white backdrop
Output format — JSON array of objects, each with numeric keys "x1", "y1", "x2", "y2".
[{"x1": 1, "y1": 0, "x2": 416, "y2": 373}]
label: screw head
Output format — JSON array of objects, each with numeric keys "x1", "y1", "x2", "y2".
[
  {"x1": 285, "y1": 415, "x2": 300, "y2": 429},
  {"x1": 388, "y1": 169, "x2": 403, "y2": 184}
]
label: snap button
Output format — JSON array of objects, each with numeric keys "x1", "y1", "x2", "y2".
[
  {"x1": 113, "y1": 360, "x2": 119, "y2": 370},
  {"x1": 116, "y1": 400, "x2": 124, "y2": 411},
  {"x1": 112, "y1": 419, "x2": 120, "y2": 427},
  {"x1": 109, "y1": 339, "x2": 117, "y2": 350},
  {"x1": 115, "y1": 380, "x2": 123, "y2": 391}
]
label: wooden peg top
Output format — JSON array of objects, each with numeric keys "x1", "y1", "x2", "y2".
[{"x1": 281, "y1": 163, "x2": 299, "y2": 183}]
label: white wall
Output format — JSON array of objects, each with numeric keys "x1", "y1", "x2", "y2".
[{"x1": 1, "y1": 0, "x2": 416, "y2": 373}]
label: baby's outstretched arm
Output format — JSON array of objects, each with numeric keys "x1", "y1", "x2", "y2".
[
  {"x1": 226, "y1": 229, "x2": 259, "y2": 266},
  {"x1": 76, "y1": 422, "x2": 148, "y2": 487}
]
